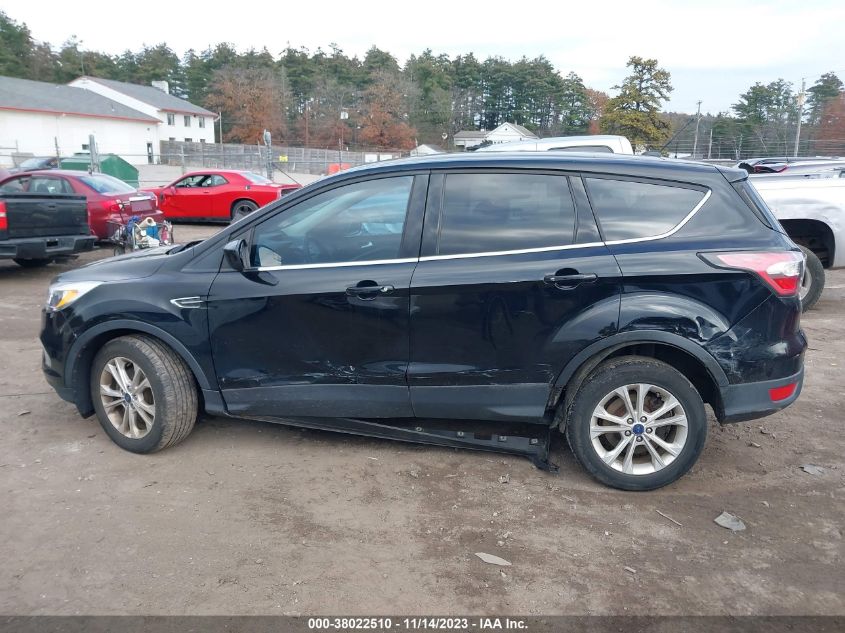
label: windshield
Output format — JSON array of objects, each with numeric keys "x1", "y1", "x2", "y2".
[
  {"x1": 79, "y1": 174, "x2": 136, "y2": 194},
  {"x1": 242, "y1": 172, "x2": 273, "y2": 184}
]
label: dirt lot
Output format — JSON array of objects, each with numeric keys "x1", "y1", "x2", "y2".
[{"x1": 0, "y1": 226, "x2": 843, "y2": 616}]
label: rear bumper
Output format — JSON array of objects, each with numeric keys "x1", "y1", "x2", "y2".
[
  {"x1": 0, "y1": 235, "x2": 95, "y2": 260},
  {"x1": 719, "y1": 366, "x2": 804, "y2": 423}
]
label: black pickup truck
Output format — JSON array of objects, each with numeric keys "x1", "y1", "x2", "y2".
[{"x1": 0, "y1": 193, "x2": 95, "y2": 267}]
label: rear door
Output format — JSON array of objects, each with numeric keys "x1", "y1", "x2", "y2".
[{"x1": 408, "y1": 170, "x2": 621, "y2": 422}]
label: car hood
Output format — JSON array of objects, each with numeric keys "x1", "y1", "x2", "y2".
[{"x1": 55, "y1": 246, "x2": 173, "y2": 283}]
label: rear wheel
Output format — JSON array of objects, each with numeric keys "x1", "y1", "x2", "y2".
[
  {"x1": 798, "y1": 245, "x2": 824, "y2": 311},
  {"x1": 562, "y1": 356, "x2": 708, "y2": 491},
  {"x1": 13, "y1": 258, "x2": 50, "y2": 268},
  {"x1": 91, "y1": 335, "x2": 198, "y2": 453},
  {"x1": 231, "y1": 199, "x2": 258, "y2": 222}
]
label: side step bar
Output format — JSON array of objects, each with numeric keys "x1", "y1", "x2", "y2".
[{"x1": 241, "y1": 415, "x2": 560, "y2": 473}]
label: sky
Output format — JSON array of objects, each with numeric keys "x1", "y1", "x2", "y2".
[{"x1": 8, "y1": 0, "x2": 845, "y2": 114}]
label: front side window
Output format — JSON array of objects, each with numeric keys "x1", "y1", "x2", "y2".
[
  {"x1": 250, "y1": 176, "x2": 413, "y2": 268},
  {"x1": 175, "y1": 175, "x2": 207, "y2": 188},
  {"x1": 585, "y1": 178, "x2": 706, "y2": 241},
  {"x1": 437, "y1": 173, "x2": 575, "y2": 256}
]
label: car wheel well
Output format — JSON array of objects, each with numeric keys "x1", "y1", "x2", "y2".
[
  {"x1": 779, "y1": 219, "x2": 835, "y2": 268},
  {"x1": 555, "y1": 342, "x2": 722, "y2": 428},
  {"x1": 70, "y1": 329, "x2": 202, "y2": 417},
  {"x1": 230, "y1": 198, "x2": 258, "y2": 212}
]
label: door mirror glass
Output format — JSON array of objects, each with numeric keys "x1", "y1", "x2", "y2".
[{"x1": 223, "y1": 238, "x2": 249, "y2": 271}]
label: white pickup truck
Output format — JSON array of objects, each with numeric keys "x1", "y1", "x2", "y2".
[{"x1": 751, "y1": 177, "x2": 844, "y2": 310}]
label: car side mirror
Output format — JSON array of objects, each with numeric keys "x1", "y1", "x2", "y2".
[{"x1": 223, "y1": 238, "x2": 250, "y2": 272}]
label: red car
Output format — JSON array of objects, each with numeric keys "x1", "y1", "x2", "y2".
[
  {"x1": 148, "y1": 170, "x2": 301, "y2": 222},
  {"x1": 0, "y1": 170, "x2": 163, "y2": 240}
]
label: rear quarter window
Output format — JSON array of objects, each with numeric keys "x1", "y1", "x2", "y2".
[{"x1": 584, "y1": 178, "x2": 706, "y2": 241}]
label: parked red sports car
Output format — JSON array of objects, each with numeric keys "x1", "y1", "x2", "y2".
[
  {"x1": 0, "y1": 170, "x2": 163, "y2": 240},
  {"x1": 148, "y1": 170, "x2": 301, "y2": 222}
]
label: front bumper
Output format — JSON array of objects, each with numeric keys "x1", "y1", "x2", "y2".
[
  {"x1": 0, "y1": 235, "x2": 95, "y2": 260},
  {"x1": 719, "y1": 366, "x2": 804, "y2": 423}
]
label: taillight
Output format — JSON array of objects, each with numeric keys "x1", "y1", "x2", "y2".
[
  {"x1": 701, "y1": 251, "x2": 804, "y2": 296},
  {"x1": 0, "y1": 201, "x2": 7, "y2": 230},
  {"x1": 104, "y1": 199, "x2": 125, "y2": 214}
]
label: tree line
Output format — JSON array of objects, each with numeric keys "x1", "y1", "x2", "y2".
[{"x1": 1, "y1": 10, "x2": 843, "y2": 155}]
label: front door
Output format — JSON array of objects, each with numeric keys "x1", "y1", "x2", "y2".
[
  {"x1": 208, "y1": 174, "x2": 427, "y2": 418},
  {"x1": 409, "y1": 171, "x2": 621, "y2": 422},
  {"x1": 167, "y1": 174, "x2": 210, "y2": 217}
]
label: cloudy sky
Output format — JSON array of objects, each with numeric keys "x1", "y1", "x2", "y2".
[{"x1": 12, "y1": 0, "x2": 845, "y2": 114}]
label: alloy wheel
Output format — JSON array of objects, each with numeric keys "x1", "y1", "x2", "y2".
[
  {"x1": 99, "y1": 356, "x2": 155, "y2": 439},
  {"x1": 589, "y1": 383, "x2": 688, "y2": 475}
]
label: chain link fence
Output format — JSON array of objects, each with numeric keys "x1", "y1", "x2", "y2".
[{"x1": 158, "y1": 140, "x2": 407, "y2": 176}]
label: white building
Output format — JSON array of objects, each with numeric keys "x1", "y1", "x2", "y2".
[
  {"x1": 70, "y1": 77, "x2": 216, "y2": 146},
  {"x1": 453, "y1": 122, "x2": 538, "y2": 150},
  {"x1": 0, "y1": 76, "x2": 160, "y2": 166}
]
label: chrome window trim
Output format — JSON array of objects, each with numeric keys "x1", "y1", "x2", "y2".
[
  {"x1": 249, "y1": 188, "x2": 711, "y2": 269},
  {"x1": 255, "y1": 257, "x2": 418, "y2": 272},
  {"x1": 419, "y1": 241, "x2": 605, "y2": 262}
]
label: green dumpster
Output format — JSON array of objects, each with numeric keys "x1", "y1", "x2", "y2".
[{"x1": 60, "y1": 154, "x2": 140, "y2": 188}]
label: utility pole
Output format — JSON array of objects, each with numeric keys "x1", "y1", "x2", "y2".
[
  {"x1": 692, "y1": 100, "x2": 702, "y2": 159},
  {"x1": 707, "y1": 127, "x2": 713, "y2": 160},
  {"x1": 794, "y1": 77, "x2": 806, "y2": 157}
]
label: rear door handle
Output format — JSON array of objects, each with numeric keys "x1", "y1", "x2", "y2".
[{"x1": 543, "y1": 273, "x2": 598, "y2": 288}]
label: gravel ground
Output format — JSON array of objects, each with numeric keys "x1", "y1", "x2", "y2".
[{"x1": 0, "y1": 225, "x2": 842, "y2": 615}]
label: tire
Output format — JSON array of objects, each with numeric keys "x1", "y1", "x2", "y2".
[
  {"x1": 798, "y1": 245, "x2": 824, "y2": 312},
  {"x1": 231, "y1": 199, "x2": 258, "y2": 222},
  {"x1": 562, "y1": 356, "x2": 708, "y2": 491},
  {"x1": 13, "y1": 258, "x2": 50, "y2": 268},
  {"x1": 90, "y1": 335, "x2": 198, "y2": 454}
]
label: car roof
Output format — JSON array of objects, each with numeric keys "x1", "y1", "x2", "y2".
[
  {"x1": 337, "y1": 151, "x2": 734, "y2": 184},
  {"x1": 4, "y1": 169, "x2": 103, "y2": 178}
]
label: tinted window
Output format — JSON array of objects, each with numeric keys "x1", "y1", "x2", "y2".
[
  {"x1": 438, "y1": 173, "x2": 575, "y2": 255},
  {"x1": 79, "y1": 174, "x2": 136, "y2": 194},
  {"x1": 251, "y1": 176, "x2": 413, "y2": 267},
  {"x1": 243, "y1": 172, "x2": 273, "y2": 184},
  {"x1": 29, "y1": 177, "x2": 73, "y2": 195},
  {"x1": 175, "y1": 175, "x2": 206, "y2": 188},
  {"x1": 203, "y1": 175, "x2": 228, "y2": 187},
  {"x1": 585, "y1": 178, "x2": 705, "y2": 241},
  {"x1": 0, "y1": 176, "x2": 29, "y2": 192}
]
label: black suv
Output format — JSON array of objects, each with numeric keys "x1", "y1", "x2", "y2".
[{"x1": 41, "y1": 153, "x2": 806, "y2": 490}]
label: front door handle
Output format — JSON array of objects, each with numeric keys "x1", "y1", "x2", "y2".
[
  {"x1": 543, "y1": 272, "x2": 598, "y2": 288},
  {"x1": 346, "y1": 281, "x2": 395, "y2": 300}
]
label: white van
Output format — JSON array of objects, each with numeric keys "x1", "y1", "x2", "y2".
[{"x1": 475, "y1": 135, "x2": 634, "y2": 155}]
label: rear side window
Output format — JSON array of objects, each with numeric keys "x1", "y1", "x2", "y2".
[
  {"x1": 438, "y1": 173, "x2": 575, "y2": 255},
  {"x1": 585, "y1": 178, "x2": 705, "y2": 241}
]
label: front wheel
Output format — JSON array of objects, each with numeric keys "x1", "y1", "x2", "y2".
[
  {"x1": 798, "y1": 245, "x2": 824, "y2": 312},
  {"x1": 91, "y1": 335, "x2": 198, "y2": 453},
  {"x1": 562, "y1": 356, "x2": 708, "y2": 491}
]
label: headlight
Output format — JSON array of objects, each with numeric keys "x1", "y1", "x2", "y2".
[{"x1": 46, "y1": 281, "x2": 103, "y2": 311}]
